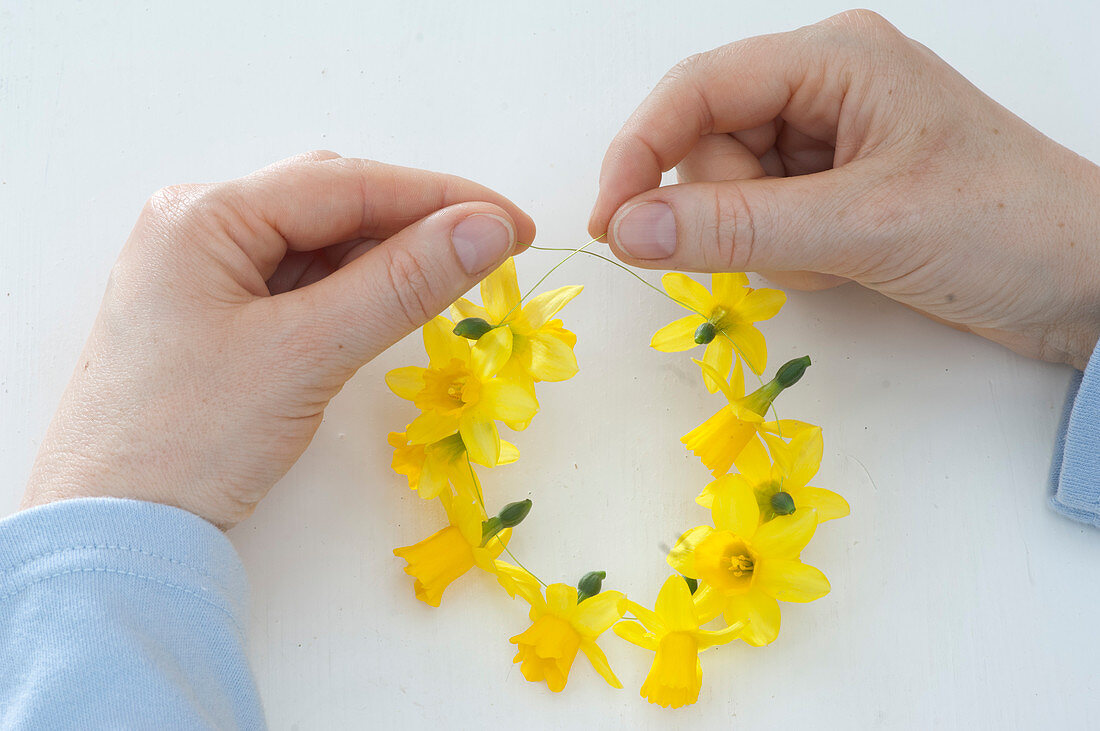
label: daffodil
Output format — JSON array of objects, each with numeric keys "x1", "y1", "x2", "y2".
[
  {"x1": 495, "y1": 563, "x2": 626, "y2": 692},
  {"x1": 697, "y1": 429, "x2": 849, "y2": 524},
  {"x1": 668, "y1": 480, "x2": 830, "y2": 647},
  {"x1": 451, "y1": 257, "x2": 582, "y2": 405},
  {"x1": 387, "y1": 431, "x2": 520, "y2": 500},
  {"x1": 682, "y1": 358, "x2": 815, "y2": 477},
  {"x1": 613, "y1": 575, "x2": 744, "y2": 708},
  {"x1": 651, "y1": 272, "x2": 785, "y2": 391},
  {"x1": 385, "y1": 315, "x2": 538, "y2": 466},
  {"x1": 393, "y1": 491, "x2": 509, "y2": 607}
]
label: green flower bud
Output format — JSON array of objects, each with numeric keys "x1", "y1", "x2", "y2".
[
  {"x1": 576, "y1": 571, "x2": 606, "y2": 603},
  {"x1": 498, "y1": 499, "x2": 532, "y2": 528},
  {"x1": 694, "y1": 322, "x2": 717, "y2": 345},
  {"x1": 453, "y1": 317, "x2": 494, "y2": 340},
  {"x1": 770, "y1": 491, "x2": 796, "y2": 516},
  {"x1": 683, "y1": 576, "x2": 698, "y2": 594},
  {"x1": 775, "y1": 355, "x2": 811, "y2": 388}
]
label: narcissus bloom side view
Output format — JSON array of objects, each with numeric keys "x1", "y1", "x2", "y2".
[
  {"x1": 387, "y1": 431, "x2": 519, "y2": 500},
  {"x1": 393, "y1": 491, "x2": 509, "y2": 607},
  {"x1": 614, "y1": 575, "x2": 744, "y2": 708},
  {"x1": 496, "y1": 562, "x2": 626, "y2": 692}
]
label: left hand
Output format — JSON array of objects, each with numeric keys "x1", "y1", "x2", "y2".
[{"x1": 22, "y1": 151, "x2": 536, "y2": 528}]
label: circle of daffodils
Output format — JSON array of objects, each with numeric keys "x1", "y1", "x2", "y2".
[{"x1": 386, "y1": 256, "x2": 849, "y2": 709}]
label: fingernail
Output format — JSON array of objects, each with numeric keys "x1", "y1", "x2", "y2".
[
  {"x1": 452, "y1": 214, "x2": 514, "y2": 274},
  {"x1": 613, "y1": 202, "x2": 677, "y2": 259}
]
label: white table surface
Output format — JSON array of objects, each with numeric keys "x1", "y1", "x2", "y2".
[{"x1": 3, "y1": 1, "x2": 1099, "y2": 728}]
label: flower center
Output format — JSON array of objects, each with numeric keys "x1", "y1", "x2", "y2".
[
  {"x1": 416, "y1": 359, "x2": 481, "y2": 415},
  {"x1": 708, "y1": 306, "x2": 735, "y2": 330},
  {"x1": 694, "y1": 530, "x2": 754, "y2": 594}
]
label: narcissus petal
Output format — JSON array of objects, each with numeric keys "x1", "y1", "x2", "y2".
[
  {"x1": 572, "y1": 591, "x2": 626, "y2": 637},
  {"x1": 722, "y1": 590, "x2": 781, "y2": 646},
  {"x1": 651, "y1": 315, "x2": 703, "y2": 352},
  {"x1": 725, "y1": 322, "x2": 767, "y2": 375},
  {"x1": 753, "y1": 559, "x2": 830, "y2": 603},
  {"x1": 519, "y1": 285, "x2": 583, "y2": 331},
  {"x1": 701, "y1": 338, "x2": 733, "y2": 394},
  {"x1": 423, "y1": 316, "x2": 469, "y2": 368},
  {"x1": 479, "y1": 379, "x2": 539, "y2": 423},
  {"x1": 579, "y1": 639, "x2": 622, "y2": 689},
  {"x1": 471, "y1": 326, "x2": 513, "y2": 379},
  {"x1": 710, "y1": 476, "x2": 760, "y2": 537},
  {"x1": 738, "y1": 287, "x2": 786, "y2": 322},
  {"x1": 528, "y1": 332, "x2": 579, "y2": 381},
  {"x1": 661, "y1": 272, "x2": 713, "y2": 313},
  {"x1": 711, "y1": 272, "x2": 749, "y2": 304},
  {"x1": 794, "y1": 487, "x2": 850, "y2": 522},
  {"x1": 385, "y1": 367, "x2": 425, "y2": 400},
  {"x1": 750, "y1": 509, "x2": 817, "y2": 558},
  {"x1": 481, "y1": 258, "x2": 521, "y2": 323},
  {"x1": 654, "y1": 575, "x2": 699, "y2": 632},
  {"x1": 613, "y1": 620, "x2": 658, "y2": 651},
  {"x1": 459, "y1": 415, "x2": 500, "y2": 467}
]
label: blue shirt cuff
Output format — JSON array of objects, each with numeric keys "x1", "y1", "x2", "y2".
[{"x1": 1051, "y1": 341, "x2": 1100, "y2": 527}]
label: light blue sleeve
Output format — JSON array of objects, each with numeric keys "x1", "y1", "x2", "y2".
[
  {"x1": 0, "y1": 497, "x2": 265, "y2": 729},
  {"x1": 1051, "y1": 341, "x2": 1100, "y2": 527}
]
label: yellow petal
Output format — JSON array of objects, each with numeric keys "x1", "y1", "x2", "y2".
[
  {"x1": 481, "y1": 257, "x2": 521, "y2": 323},
  {"x1": 701, "y1": 339, "x2": 733, "y2": 394},
  {"x1": 518, "y1": 284, "x2": 583, "y2": 331},
  {"x1": 406, "y1": 411, "x2": 460, "y2": 445},
  {"x1": 734, "y1": 432, "x2": 772, "y2": 483},
  {"x1": 724, "y1": 322, "x2": 767, "y2": 375},
  {"x1": 613, "y1": 620, "x2": 658, "y2": 651},
  {"x1": 711, "y1": 477, "x2": 759, "y2": 537},
  {"x1": 750, "y1": 509, "x2": 817, "y2": 558},
  {"x1": 738, "y1": 287, "x2": 786, "y2": 323},
  {"x1": 471, "y1": 326, "x2": 513, "y2": 379},
  {"x1": 579, "y1": 639, "x2": 622, "y2": 689},
  {"x1": 499, "y1": 440, "x2": 521, "y2": 465},
  {"x1": 478, "y1": 379, "x2": 539, "y2": 423},
  {"x1": 691, "y1": 585, "x2": 724, "y2": 623},
  {"x1": 623, "y1": 600, "x2": 666, "y2": 636},
  {"x1": 572, "y1": 591, "x2": 626, "y2": 638},
  {"x1": 459, "y1": 415, "x2": 500, "y2": 467},
  {"x1": 667, "y1": 526, "x2": 713, "y2": 577},
  {"x1": 711, "y1": 272, "x2": 749, "y2": 304},
  {"x1": 385, "y1": 367, "x2": 425, "y2": 400},
  {"x1": 494, "y1": 561, "x2": 546, "y2": 609},
  {"x1": 753, "y1": 559, "x2": 830, "y2": 602},
  {"x1": 527, "y1": 332, "x2": 579, "y2": 381},
  {"x1": 661, "y1": 272, "x2": 713, "y2": 313},
  {"x1": 546, "y1": 583, "x2": 578, "y2": 614},
  {"x1": 654, "y1": 575, "x2": 699, "y2": 632},
  {"x1": 651, "y1": 315, "x2": 703, "y2": 353},
  {"x1": 423, "y1": 315, "x2": 469, "y2": 368},
  {"x1": 793, "y1": 487, "x2": 850, "y2": 522},
  {"x1": 760, "y1": 419, "x2": 818, "y2": 437},
  {"x1": 449, "y1": 297, "x2": 490, "y2": 322},
  {"x1": 722, "y1": 591, "x2": 781, "y2": 646},
  {"x1": 694, "y1": 618, "x2": 745, "y2": 650},
  {"x1": 693, "y1": 358, "x2": 735, "y2": 403},
  {"x1": 765, "y1": 426, "x2": 823, "y2": 489},
  {"x1": 695, "y1": 474, "x2": 739, "y2": 510}
]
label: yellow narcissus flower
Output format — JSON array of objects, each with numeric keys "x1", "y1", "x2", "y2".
[
  {"x1": 385, "y1": 315, "x2": 537, "y2": 467},
  {"x1": 682, "y1": 359, "x2": 815, "y2": 477},
  {"x1": 392, "y1": 491, "x2": 509, "y2": 607},
  {"x1": 697, "y1": 428, "x2": 849, "y2": 525},
  {"x1": 668, "y1": 480, "x2": 830, "y2": 647},
  {"x1": 451, "y1": 258, "x2": 582, "y2": 401},
  {"x1": 614, "y1": 575, "x2": 744, "y2": 708},
  {"x1": 387, "y1": 431, "x2": 520, "y2": 500},
  {"x1": 651, "y1": 272, "x2": 785, "y2": 391},
  {"x1": 495, "y1": 563, "x2": 626, "y2": 692}
]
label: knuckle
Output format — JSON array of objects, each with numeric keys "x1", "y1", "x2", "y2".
[
  {"x1": 704, "y1": 186, "x2": 757, "y2": 272},
  {"x1": 384, "y1": 248, "x2": 441, "y2": 329}
]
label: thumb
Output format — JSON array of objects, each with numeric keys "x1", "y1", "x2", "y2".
[
  {"x1": 278, "y1": 201, "x2": 519, "y2": 367},
  {"x1": 604, "y1": 168, "x2": 876, "y2": 275}
]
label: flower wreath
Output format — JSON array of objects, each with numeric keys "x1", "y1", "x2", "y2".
[{"x1": 386, "y1": 244, "x2": 849, "y2": 709}]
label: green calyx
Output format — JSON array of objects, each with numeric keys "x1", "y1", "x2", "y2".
[
  {"x1": 770, "y1": 491, "x2": 796, "y2": 516},
  {"x1": 453, "y1": 317, "x2": 495, "y2": 340},
  {"x1": 576, "y1": 571, "x2": 606, "y2": 603},
  {"x1": 694, "y1": 322, "x2": 717, "y2": 344},
  {"x1": 683, "y1": 576, "x2": 699, "y2": 594},
  {"x1": 480, "y1": 499, "x2": 533, "y2": 546}
]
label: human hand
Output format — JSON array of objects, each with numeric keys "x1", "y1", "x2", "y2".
[
  {"x1": 22, "y1": 152, "x2": 535, "y2": 528},
  {"x1": 589, "y1": 10, "x2": 1100, "y2": 369}
]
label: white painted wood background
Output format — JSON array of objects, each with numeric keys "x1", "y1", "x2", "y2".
[{"x1": 3, "y1": 1, "x2": 1099, "y2": 728}]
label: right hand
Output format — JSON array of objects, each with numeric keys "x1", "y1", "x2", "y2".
[{"x1": 590, "y1": 9, "x2": 1100, "y2": 369}]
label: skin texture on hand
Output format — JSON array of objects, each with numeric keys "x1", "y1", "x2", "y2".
[
  {"x1": 590, "y1": 9, "x2": 1100, "y2": 369},
  {"x1": 22, "y1": 151, "x2": 535, "y2": 529}
]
